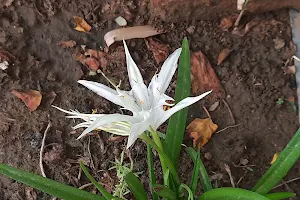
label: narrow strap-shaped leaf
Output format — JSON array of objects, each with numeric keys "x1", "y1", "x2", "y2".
[
  {"x1": 147, "y1": 132, "x2": 159, "y2": 200},
  {"x1": 189, "y1": 148, "x2": 200, "y2": 194},
  {"x1": 252, "y1": 128, "x2": 300, "y2": 194},
  {"x1": 198, "y1": 156, "x2": 213, "y2": 192},
  {"x1": 164, "y1": 37, "x2": 191, "y2": 168},
  {"x1": 0, "y1": 163, "x2": 105, "y2": 200},
  {"x1": 264, "y1": 192, "x2": 296, "y2": 200},
  {"x1": 80, "y1": 161, "x2": 118, "y2": 200},
  {"x1": 198, "y1": 188, "x2": 270, "y2": 200},
  {"x1": 153, "y1": 184, "x2": 177, "y2": 200},
  {"x1": 124, "y1": 172, "x2": 147, "y2": 200}
]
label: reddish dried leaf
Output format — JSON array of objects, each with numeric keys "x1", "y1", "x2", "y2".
[
  {"x1": 85, "y1": 49, "x2": 108, "y2": 70},
  {"x1": 187, "y1": 118, "x2": 218, "y2": 148},
  {"x1": 73, "y1": 16, "x2": 91, "y2": 32},
  {"x1": 57, "y1": 40, "x2": 76, "y2": 48},
  {"x1": 191, "y1": 51, "x2": 225, "y2": 101},
  {"x1": 0, "y1": 50, "x2": 15, "y2": 62},
  {"x1": 217, "y1": 48, "x2": 233, "y2": 65},
  {"x1": 11, "y1": 90, "x2": 42, "y2": 111},
  {"x1": 219, "y1": 15, "x2": 238, "y2": 30},
  {"x1": 145, "y1": 38, "x2": 169, "y2": 64},
  {"x1": 44, "y1": 143, "x2": 64, "y2": 163},
  {"x1": 83, "y1": 57, "x2": 100, "y2": 71}
]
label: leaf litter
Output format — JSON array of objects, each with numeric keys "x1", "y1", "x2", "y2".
[{"x1": 11, "y1": 90, "x2": 42, "y2": 111}]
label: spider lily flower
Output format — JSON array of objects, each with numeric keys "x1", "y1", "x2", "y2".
[{"x1": 55, "y1": 41, "x2": 211, "y2": 148}]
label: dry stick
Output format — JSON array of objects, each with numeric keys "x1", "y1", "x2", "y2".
[
  {"x1": 78, "y1": 183, "x2": 94, "y2": 190},
  {"x1": 234, "y1": 0, "x2": 250, "y2": 27},
  {"x1": 216, "y1": 124, "x2": 241, "y2": 133},
  {"x1": 222, "y1": 99, "x2": 236, "y2": 124},
  {"x1": 39, "y1": 122, "x2": 51, "y2": 178},
  {"x1": 202, "y1": 105, "x2": 212, "y2": 119},
  {"x1": 224, "y1": 164, "x2": 235, "y2": 188},
  {"x1": 273, "y1": 177, "x2": 300, "y2": 189}
]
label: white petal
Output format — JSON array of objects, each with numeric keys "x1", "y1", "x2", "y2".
[
  {"x1": 123, "y1": 40, "x2": 149, "y2": 107},
  {"x1": 157, "y1": 48, "x2": 182, "y2": 94},
  {"x1": 78, "y1": 80, "x2": 124, "y2": 106},
  {"x1": 126, "y1": 120, "x2": 150, "y2": 149},
  {"x1": 154, "y1": 91, "x2": 212, "y2": 128},
  {"x1": 78, "y1": 114, "x2": 137, "y2": 139}
]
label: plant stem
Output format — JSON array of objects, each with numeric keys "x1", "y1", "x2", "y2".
[{"x1": 147, "y1": 132, "x2": 159, "y2": 200}]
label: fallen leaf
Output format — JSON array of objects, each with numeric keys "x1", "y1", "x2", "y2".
[
  {"x1": 187, "y1": 118, "x2": 218, "y2": 148},
  {"x1": 104, "y1": 26, "x2": 163, "y2": 48},
  {"x1": 73, "y1": 16, "x2": 92, "y2": 32},
  {"x1": 85, "y1": 49, "x2": 108, "y2": 70},
  {"x1": 284, "y1": 65, "x2": 296, "y2": 74},
  {"x1": 270, "y1": 152, "x2": 279, "y2": 164},
  {"x1": 209, "y1": 101, "x2": 220, "y2": 112},
  {"x1": 115, "y1": 16, "x2": 127, "y2": 26},
  {"x1": 75, "y1": 53, "x2": 100, "y2": 71},
  {"x1": 145, "y1": 38, "x2": 169, "y2": 64},
  {"x1": 273, "y1": 37, "x2": 285, "y2": 50},
  {"x1": 11, "y1": 90, "x2": 42, "y2": 111},
  {"x1": 217, "y1": 48, "x2": 233, "y2": 65},
  {"x1": 191, "y1": 51, "x2": 225, "y2": 101},
  {"x1": 0, "y1": 49, "x2": 15, "y2": 62},
  {"x1": 57, "y1": 40, "x2": 76, "y2": 48},
  {"x1": 219, "y1": 15, "x2": 238, "y2": 30}
]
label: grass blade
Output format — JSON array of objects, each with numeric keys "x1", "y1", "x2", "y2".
[
  {"x1": 124, "y1": 172, "x2": 148, "y2": 200},
  {"x1": 164, "y1": 37, "x2": 191, "y2": 168},
  {"x1": 252, "y1": 128, "x2": 300, "y2": 194},
  {"x1": 0, "y1": 163, "x2": 105, "y2": 200},
  {"x1": 264, "y1": 192, "x2": 296, "y2": 200},
  {"x1": 147, "y1": 132, "x2": 159, "y2": 200},
  {"x1": 80, "y1": 161, "x2": 118, "y2": 200},
  {"x1": 199, "y1": 156, "x2": 213, "y2": 192},
  {"x1": 198, "y1": 187, "x2": 269, "y2": 200},
  {"x1": 189, "y1": 148, "x2": 201, "y2": 194}
]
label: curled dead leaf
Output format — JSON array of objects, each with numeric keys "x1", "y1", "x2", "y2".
[
  {"x1": 191, "y1": 51, "x2": 225, "y2": 101},
  {"x1": 11, "y1": 90, "x2": 42, "y2": 111},
  {"x1": 217, "y1": 48, "x2": 233, "y2": 65},
  {"x1": 145, "y1": 38, "x2": 169, "y2": 65},
  {"x1": 57, "y1": 40, "x2": 76, "y2": 48},
  {"x1": 83, "y1": 57, "x2": 100, "y2": 71},
  {"x1": 270, "y1": 152, "x2": 280, "y2": 164},
  {"x1": 73, "y1": 16, "x2": 92, "y2": 32},
  {"x1": 187, "y1": 118, "x2": 218, "y2": 148},
  {"x1": 104, "y1": 26, "x2": 162, "y2": 48}
]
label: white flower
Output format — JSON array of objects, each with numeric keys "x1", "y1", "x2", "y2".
[{"x1": 55, "y1": 41, "x2": 211, "y2": 148}]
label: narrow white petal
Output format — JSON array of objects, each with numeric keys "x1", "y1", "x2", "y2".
[
  {"x1": 78, "y1": 80, "x2": 125, "y2": 106},
  {"x1": 126, "y1": 120, "x2": 150, "y2": 149},
  {"x1": 158, "y1": 48, "x2": 182, "y2": 94},
  {"x1": 154, "y1": 91, "x2": 212, "y2": 128},
  {"x1": 78, "y1": 114, "x2": 137, "y2": 139}
]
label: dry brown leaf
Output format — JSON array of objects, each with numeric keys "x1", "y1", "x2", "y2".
[
  {"x1": 73, "y1": 16, "x2": 91, "y2": 32},
  {"x1": 270, "y1": 152, "x2": 280, "y2": 164},
  {"x1": 75, "y1": 53, "x2": 100, "y2": 71},
  {"x1": 191, "y1": 51, "x2": 225, "y2": 101},
  {"x1": 219, "y1": 15, "x2": 238, "y2": 30},
  {"x1": 145, "y1": 38, "x2": 169, "y2": 64},
  {"x1": 187, "y1": 118, "x2": 218, "y2": 148},
  {"x1": 0, "y1": 49, "x2": 15, "y2": 62},
  {"x1": 217, "y1": 48, "x2": 233, "y2": 65},
  {"x1": 284, "y1": 65, "x2": 296, "y2": 75},
  {"x1": 104, "y1": 26, "x2": 162, "y2": 48},
  {"x1": 11, "y1": 90, "x2": 42, "y2": 111},
  {"x1": 85, "y1": 49, "x2": 108, "y2": 70},
  {"x1": 57, "y1": 40, "x2": 76, "y2": 48}
]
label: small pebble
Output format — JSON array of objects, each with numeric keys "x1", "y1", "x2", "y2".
[
  {"x1": 204, "y1": 152, "x2": 212, "y2": 160},
  {"x1": 115, "y1": 16, "x2": 127, "y2": 26}
]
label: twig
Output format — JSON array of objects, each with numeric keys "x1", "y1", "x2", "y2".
[
  {"x1": 293, "y1": 55, "x2": 300, "y2": 62},
  {"x1": 273, "y1": 177, "x2": 300, "y2": 189},
  {"x1": 216, "y1": 124, "x2": 241, "y2": 133},
  {"x1": 234, "y1": 0, "x2": 250, "y2": 27},
  {"x1": 88, "y1": 136, "x2": 96, "y2": 170},
  {"x1": 232, "y1": 162, "x2": 256, "y2": 168},
  {"x1": 77, "y1": 167, "x2": 82, "y2": 181},
  {"x1": 40, "y1": 122, "x2": 51, "y2": 178},
  {"x1": 224, "y1": 164, "x2": 235, "y2": 187},
  {"x1": 222, "y1": 99, "x2": 236, "y2": 124},
  {"x1": 79, "y1": 183, "x2": 93, "y2": 190},
  {"x1": 202, "y1": 105, "x2": 211, "y2": 119}
]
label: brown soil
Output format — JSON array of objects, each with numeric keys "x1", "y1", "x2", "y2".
[{"x1": 0, "y1": 0, "x2": 299, "y2": 199}]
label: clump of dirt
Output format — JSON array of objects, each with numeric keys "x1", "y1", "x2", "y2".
[{"x1": 0, "y1": 0, "x2": 299, "y2": 199}]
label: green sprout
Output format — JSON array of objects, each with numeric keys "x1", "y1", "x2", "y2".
[{"x1": 276, "y1": 97, "x2": 284, "y2": 105}]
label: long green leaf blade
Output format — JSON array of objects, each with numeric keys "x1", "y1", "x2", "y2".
[
  {"x1": 147, "y1": 132, "x2": 159, "y2": 200},
  {"x1": 164, "y1": 37, "x2": 191, "y2": 168},
  {"x1": 198, "y1": 187, "x2": 269, "y2": 200},
  {"x1": 264, "y1": 192, "x2": 296, "y2": 200},
  {"x1": 153, "y1": 184, "x2": 177, "y2": 200},
  {"x1": 0, "y1": 163, "x2": 105, "y2": 200},
  {"x1": 80, "y1": 161, "x2": 118, "y2": 200},
  {"x1": 189, "y1": 148, "x2": 201, "y2": 194},
  {"x1": 124, "y1": 172, "x2": 147, "y2": 200},
  {"x1": 199, "y1": 157, "x2": 213, "y2": 192},
  {"x1": 252, "y1": 128, "x2": 300, "y2": 194}
]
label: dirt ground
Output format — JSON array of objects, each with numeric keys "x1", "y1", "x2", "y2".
[{"x1": 0, "y1": 0, "x2": 299, "y2": 199}]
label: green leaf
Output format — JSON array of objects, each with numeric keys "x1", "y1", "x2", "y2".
[
  {"x1": 147, "y1": 132, "x2": 159, "y2": 200},
  {"x1": 252, "y1": 128, "x2": 300, "y2": 194},
  {"x1": 264, "y1": 192, "x2": 296, "y2": 200},
  {"x1": 186, "y1": 147, "x2": 197, "y2": 163},
  {"x1": 124, "y1": 172, "x2": 147, "y2": 200},
  {"x1": 0, "y1": 163, "x2": 105, "y2": 200},
  {"x1": 80, "y1": 161, "x2": 118, "y2": 200},
  {"x1": 189, "y1": 148, "x2": 200, "y2": 194},
  {"x1": 153, "y1": 184, "x2": 177, "y2": 200},
  {"x1": 198, "y1": 187, "x2": 270, "y2": 200},
  {"x1": 198, "y1": 156, "x2": 213, "y2": 192},
  {"x1": 164, "y1": 37, "x2": 191, "y2": 168}
]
